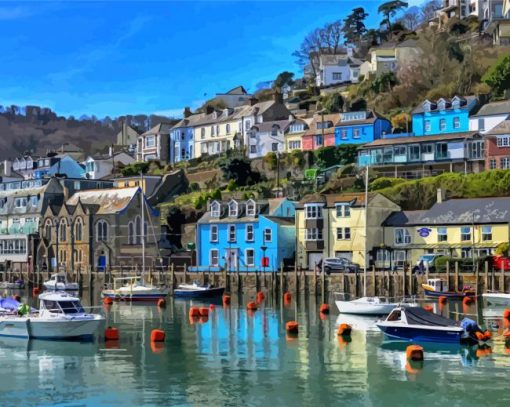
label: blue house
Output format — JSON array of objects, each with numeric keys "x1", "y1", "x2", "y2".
[
  {"x1": 334, "y1": 110, "x2": 391, "y2": 146},
  {"x1": 170, "y1": 109, "x2": 198, "y2": 163},
  {"x1": 195, "y1": 198, "x2": 296, "y2": 272},
  {"x1": 34, "y1": 155, "x2": 85, "y2": 179},
  {"x1": 412, "y1": 95, "x2": 479, "y2": 136}
]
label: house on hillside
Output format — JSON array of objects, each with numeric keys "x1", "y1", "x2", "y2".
[
  {"x1": 213, "y1": 86, "x2": 253, "y2": 108},
  {"x1": 470, "y1": 99, "x2": 510, "y2": 134},
  {"x1": 169, "y1": 108, "x2": 204, "y2": 163},
  {"x1": 334, "y1": 111, "x2": 391, "y2": 146},
  {"x1": 195, "y1": 198, "x2": 296, "y2": 272},
  {"x1": 486, "y1": 0, "x2": 510, "y2": 45},
  {"x1": 302, "y1": 113, "x2": 341, "y2": 151},
  {"x1": 116, "y1": 123, "x2": 140, "y2": 155},
  {"x1": 136, "y1": 123, "x2": 173, "y2": 163},
  {"x1": 484, "y1": 119, "x2": 510, "y2": 170},
  {"x1": 284, "y1": 118, "x2": 310, "y2": 152},
  {"x1": 34, "y1": 155, "x2": 85, "y2": 179},
  {"x1": 247, "y1": 118, "x2": 294, "y2": 159},
  {"x1": 83, "y1": 151, "x2": 135, "y2": 179},
  {"x1": 411, "y1": 95, "x2": 479, "y2": 136},
  {"x1": 315, "y1": 51, "x2": 363, "y2": 87},
  {"x1": 363, "y1": 41, "x2": 421, "y2": 77}
]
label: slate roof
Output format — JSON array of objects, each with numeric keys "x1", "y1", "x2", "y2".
[
  {"x1": 250, "y1": 120, "x2": 292, "y2": 133},
  {"x1": 66, "y1": 187, "x2": 139, "y2": 214},
  {"x1": 359, "y1": 131, "x2": 479, "y2": 148},
  {"x1": 264, "y1": 216, "x2": 294, "y2": 226},
  {"x1": 335, "y1": 110, "x2": 380, "y2": 127},
  {"x1": 419, "y1": 197, "x2": 510, "y2": 225},
  {"x1": 473, "y1": 99, "x2": 510, "y2": 117},
  {"x1": 486, "y1": 119, "x2": 510, "y2": 135},
  {"x1": 298, "y1": 192, "x2": 372, "y2": 208},
  {"x1": 412, "y1": 95, "x2": 477, "y2": 114},
  {"x1": 141, "y1": 123, "x2": 174, "y2": 136},
  {"x1": 303, "y1": 113, "x2": 342, "y2": 136},
  {"x1": 383, "y1": 210, "x2": 427, "y2": 226}
]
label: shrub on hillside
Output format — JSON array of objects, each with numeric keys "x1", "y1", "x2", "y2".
[
  {"x1": 121, "y1": 162, "x2": 150, "y2": 177},
  {"x1": 483, "y1": 54, "x2": 510, "y2": 97},
  {"x1": 370, "y1": 177, "x2": 406, "y2": 191}
]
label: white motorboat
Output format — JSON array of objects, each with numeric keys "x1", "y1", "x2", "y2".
[
  {"x1": 43, "y1": 272, "x2": 79, "y2": 291},
  {"x1": 335, "y1": 296, "x2": 400, "y2": 315},
  {"x1": 102, "y1": 276, "x2": 169, "y2": 301},
  {"x1": 0, "y1": 291, "x2": 104, "y2": 339},
  {"x1": 482, "y1": 292, "x2": 510, "y2": 306}
]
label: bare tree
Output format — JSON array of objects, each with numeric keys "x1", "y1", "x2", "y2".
[
  {"x1": 400, "y1": 8, "x2": 421, "y2": 31},
  {"x1": 420, "y1": 0, "x2": 442, "y2": 22}
]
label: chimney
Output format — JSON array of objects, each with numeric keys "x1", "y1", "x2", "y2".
[
  {"x1": 3, "y1": 160, "x2": 11, "y2": 177},
  {"x1": 183, "y1": 107, "x2": 192, "y2": 118},
  {"x1": 273, "y1": 91, "x2": 283, "y2": 104},
  {"x1": 205, "y1": 105, "x2": 214, "y2": 115},
  {"x1": 437, "y1": 188, "x2": 445, "y2": 203},
  {"x1": 249, "y1": 97, "x2": 258, "y2": 106}
]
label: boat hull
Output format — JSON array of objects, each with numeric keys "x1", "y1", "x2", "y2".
[
  {"x1": 377, "y1": 323, "x2": 463, "y2": 343},
  {"x1": 0, "y1": 316, "x2": 104, "y2": 339},
  {"x1": 174, "y1": 287, "x2": 225, "y2": 298},
  {"x1": 102, "y1": 289, "x2": 168, "y2": 301},
  {"x1": 423, "y1": 288, "x2": 472, "y2": 299},
  {"x1": 482, "y1": 293, "x2": 510, "y2": 306},
  {"x1": 335, "y1": 300, "x2": 396, "y2": 315},
  {"x1": 43, "y1": 282, "x2": 79, "y2": 291}
]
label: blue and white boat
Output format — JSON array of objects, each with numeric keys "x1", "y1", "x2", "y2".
[
  {"x1": 174, "y1": 282, "x2": 225, "y2": 299},
  {"x1": 376, "y1": 306, "x2": 465, "y2": 343}
]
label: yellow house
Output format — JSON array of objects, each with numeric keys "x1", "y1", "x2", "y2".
[
  {"x1": 284, "y1": 118, "x2": 310, "y2": 152},
  {"x1": 295, "y1": 192, "x2": 400, "y2": 270},
  {"x1": 380, "y1": 194, "x2": 510, "y2": 269},
  {"x1": 112, "y1": 175, "x2": 162, "y2": 196}
]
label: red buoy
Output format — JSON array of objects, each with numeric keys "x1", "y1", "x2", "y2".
[
  {"x1": 32, "y1": 287, "x2": 40, "y2": 296},
  {"x1": 189, "y1": 307, "x2": 200, "y2": 318},
  {"x1": 103, "y1": 297, "x2": 113, "y2": 305},
  {"x1": 423, "y1": 305, "x2": 433, "y2": 312},
  {"x1": 406, "y1": 345, "x2": 424, "y2": 361},
  {"x1": 222, "y1": 295, "x2": 231, "y2": 306},
  {"x1": 283, "y1": 292, "x2": 292, "y2": 303},
  {"x1": 337, "y1": 323, "x2": 352, "y2": 336},
  {"x1": 463, "y1": 296, "x2": 474, "y2": 306},
  {"x1": 247, "y1": 302, "x2": 258, "y2": 311},
  {"x1": 503, "y1": 309, "x2": 510, "y2": 319},
  {"x1": 151, "y1": 329, "x2": 166, "y2": 342},
  {"x1": 256, "y1": 291, "x2": 265, "y2": 302},
  {"x1": 438, "y1": 296, "x2": 447, "y2": 304},
  {"x1": 320, "y1": 304, "x2": 330, "y2": 314}
]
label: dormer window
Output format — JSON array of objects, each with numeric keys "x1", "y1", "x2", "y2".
[
  {"x1": 210, "y1": 201, "x2": 220, "y2": 218},
  {"x1": 452, "y1": 96, "x2": 462, "y2": 109},
  {"x1": 212, "y1": 111, "x2": 218, "y2": 120},
  {"x1": 246, "y1": 200, "x2": 256, "y2": 216},
  {"x1": 271, "y1": 125, "x2": 280, "y2": 137},
  {"x1": 437, "y1": 99, "x2": 446, "y2": 111},
  {"x1": 422, "y1": 100, "x2": 432, "y2": 112},
  {"x1": 228, "y1": 200, "x2": 238, "y2": 217}
]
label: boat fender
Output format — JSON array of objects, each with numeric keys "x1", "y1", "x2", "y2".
[
  {"x1": 103, "y1": 297, "x2": 113, "y2": 305},
  {"x1": 105, "y1": 327, "x2": 120, "y2": 341},
  {"x1": 504, "y1": 309, "x2": 510, "y2": 319},
  {"x1": 337, "y1": 323, "x2": 352, "y2": 337},
  {"x1": 151, "y1": 329, "x2": 165, "y2": 342},
  {"x1": 199, "y1": 307, "x2": 209, "y2": 317},
  {"x1": 475, "y1": 331, "x2": 485, "y2": 341},
  {"x1": 189, "y1": 307, "x2": 201, "y2": 318},
  {"x1": 32, "y1": 287, "x2": 41, "y2": 296},
  {"x1": 483, "y1": 330, "x2": 492, "y2": 341},
  {"x1": 320, "y1": 304, "x2": 330, "y2": 314},
  {"x1": 222, "y1": 295, "x2": 231, "y2": 306},
  {"x1": 438, "y1": 296, "x2": 447, "y2": 304},
  {"x1": 462, "y1": 297, "x2": 474, "y2": 306},
  {"x1": 247, "y1": 302, "x2": 258, "y2": 311},
  {"x1": 406, "y1": 345, "x2": 424, "y2": 361},
  {"x1": 286, "y1": 321, "x2": 299, "y2": 334},
  {"x1": 256, "y1": 292, "x2": 265, "y2": 302},
  {"x1": 423, "y1": 305, "x2": 434, "y2": 312},
  {"x1": 283, "y1": 292, "x2": 292, "y2": 303},
  {"x1": 157, "y1": 299, "x2": 166, "y2": 308}
]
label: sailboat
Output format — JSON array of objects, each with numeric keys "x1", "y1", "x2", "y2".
[
  {"x1": 102, "y1": 174, "x2": 169, "y2": 302},
  {"x1": 335, "y1": 166, "x2": 407, "y2": 315}
]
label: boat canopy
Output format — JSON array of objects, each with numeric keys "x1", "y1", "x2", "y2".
[{"x1": 402, "y1": 306, "x2": 458, "y2": 327}]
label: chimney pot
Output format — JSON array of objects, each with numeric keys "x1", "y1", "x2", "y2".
[{"x1": 183, "y1": 107, "x2": 192, "y2": 118}]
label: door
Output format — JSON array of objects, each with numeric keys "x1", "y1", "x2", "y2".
[
  {"x1": 97, "y1": 255, "x2": 107, "y2": 272},
  {"x1": 226, "y1": 249, "x2": 238, "y2": 272},
  {"x1": 308, "y1": 252, "x2": 323, "y2": 272}
]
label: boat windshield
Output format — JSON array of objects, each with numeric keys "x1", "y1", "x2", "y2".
[
  {"x1": 58, "y1": 301, "x2": 85, "y2": 314},
  {"x1": 387, "y1": 310, "x2": 401, "y2": 321}
]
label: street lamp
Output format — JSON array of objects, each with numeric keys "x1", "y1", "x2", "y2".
[{"x1": 261, "y1": 245, "x2": 267, "y2": 274}]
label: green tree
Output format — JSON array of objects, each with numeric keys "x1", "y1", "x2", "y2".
[
  {"x1": 350, "y1": 98, "x2": 368, "y2": 111},
  {"x1": 273, "y1": 71, "x2": 295, "y2": 90},
  {"x1": 343, "y1": 7, "x2": 369, "y2": 46},
  {"x1": 321, "y1": 93, "x2": 344, "y2": 113},
  {"x1": 483, "y1": 55, "x2": 510, "y2": 97},
  {"x1": 218, "y1": 155, "x2": 261, "y2": 186},
  {"x1": 378, "y1": 0, "x2": 409, "y2": 31},
  {"x1": 120, "y1": 162, "x2": 149, "y2": 177}
]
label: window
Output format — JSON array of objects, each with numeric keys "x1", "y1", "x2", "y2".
[
  {"x1": 289, "y1": 140, "x2": 301, "y2": 149},
  {"x1": 209, "y1": 225, "x2": 218, "y2": 242},
  {"x1": 96, "y1": 220, "x2": 108, "y2": 242},
  {"x1": 44, "y1": 220, "x2": 52, "y2": 240},
  {"x1": 264, "y1": 228, "x2": 272, "y2": 242},
  {"x1": 332, "y1": 72, "x2": 342, "y2": 80},
  {"x1": 501, "y1": 157, "x2": 510, "y2": 169},
  {"x1": 395, "y1": 228, "x2": 411, "y2": 245},
  {"x1": 30, "y1": 196, "x2": 38, "y2": 206},
  {"x1": 228, "y1": 225, "x2": 236, "y2": 242},
  {"x1": 435, "y1": 143, "x2": 448, "y2": 159},
  {"x1": 315, "y1": 135, "x2": 323, "y2": 146},
  {"x1": 353, "y1": 128, "x2": 360, "y2": 139},
  {"x1": 305, "y1": 204, "x2": 323, "y2": 219},
  {"x1": 439, "y1": 119, "x2": 446, "y2": 131},
  {"x1": 135, "y1": 216, "x2": 142, "y2": 244},
  {"x1": 75, "y1": 218, "x2": 83, "y2": 241},
  {"x1": 246, "y1": 200, "x2": 256, "y2": 216},
  {"x1": 289, "y1": 124, "x2": 304, "y2": 133},
  {"x1": 497, "y1": 136, "x2": 510, "y2": 147},
  {"x1": 336, "y1": 204, "x2": 350, "y2": 217},
  {"x1": 271, "y1": 126, "x2": 279, "y2": 137},
  {"x1": 59, "y1": 219, "x2": 67, "y2": 242},
  {"x1": 246, "y1": 224, "x2": 254, "y2": 241},
  {"x1": 145, "y1": 135, "x2": 156, "y2": 148},
  {"x1": 210, "y1": 249, "x2": 219, "y2": 266},
  {"x1": 245, "y1": 249, "x2": 255, "y2": 266},
  {"x1": 245, "y1": 120, "x2": 251, "y2": 131},
  {"x1": 437, "y1": 227, "x2": 447, "y2": 242},
  {"x1": 425, "y1": 120, "x2": 431, "y2": 132},
  {"x1": 305, "y1": 228, "x2": 323, "y2": 240},
  {"x1": 341, "y1": 129, "x2": 348, "y2": 139},
  {"x1": 408, "y1": 145, "x2": 420, "y2": 161},
  {"x1": 228, "y1": 200, "x2": 238, "y2": 217},
  {"x1": 226, "y1": 124, "x2": 231, "y2": 134},
  {"x1": 482, "y1": 226, "x2": 492, "y2": 241},
  {"x1": 336, "y1": 227, "x2": 351, "y2": 240},
  {"x1": 272, "y1": 143, "x2": 279, "y2": 152},
  {"x1": 461, "y1": 247, "x2": 472, "y2": 258},
  {"x1": 250, "y1": 145, "x2": 257, "y2": 154},
  {"x1": 210, "y1": 202, "x2": 220, "y2": 218},
  {"x1": 211, "y1": 126, "x2": 215, "y2": 136},
  {"x1": 422, "y1": 144, "x2": 433, "y2": 154},
  {"x1": 461, "y1": 226, "x2": 471, "y2": 241},
  {"x1": 201, "y1": 128, "x2": 205, "y2": 139},
  {"x1": 181, "y1": 148, "x2": 185, "y2": 159},
  {"x1": 478, "y1": 118, "x2": 485, "y2": 131},
  {"x1": 128, "y1": 222, "x2": 134, "y2": 244},
  {"x1": 15, "y1": 197, "x2": 27, "y2": 208},
  {"x1": 490, "y1": 159, "x2": 497, "y2": 169},
  {"x1": 453, "y1": 117, "x2": 460, "y2": 129}
]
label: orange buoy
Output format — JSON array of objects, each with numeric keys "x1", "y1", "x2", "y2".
[
  {"x1": 222, "y1": 295, "x2": 231, "y2": 306},
  {"x1": 157, "y1": 298, "x2": 166, "y2": 308},
  {"x1": 151, "y1": 329, "x2": 166, "y2": 342},
  {"x1": 283, "y1": 292, "x2": 292, "y2": 302},
  {"x1": 209, "y1": 304, "x2": 215, "y2": 310},
  {"x1": 438, "y1": 296, "x2": 447, "y2": 304},
  {"x1": 256, "y1": 291, "x2": 265, "y2": 301},
  {"x1": 463, "y1": 296, "x2": 474, "y2": 306},
  {"x1": 247, "y1": 301, "x2": 258, "y2": 311},
  {"x1": 105, "y1": 327, "x2": 119, "y2": 341},
  {"x1": 286, "y1": 321, "x2": 299, "y2": 334},
  {"x1": 337, "y1": 323, "x2": 352, "y2": 336},
  {"x1": 483, "y1": 330, "x2": 492, "y2": 341},
  {"x1": 32, "y1": 287, "x2": 40, "y2": 296},
  {"x1": 504, "y1": 309, "x2": 510, "y2": 319},
  {"x1": 423, "y1": 305, "x2": 433, "y2": 312},
  {"x1": 189, "y1": 307, "x2": 200, "y2": 318},
  {"x1": 475, "y1": 331, "x2": 485, "y2": 341},
  {"x1": 406, "y1": 345, "x2": 424, "y2": 361},
  {"x1": 320, "y1": 304, "x2": 330, "y2": 314},
  {"x1": 199, "y1": 307, "x2": 209, "y2": 317},
  {"x1": 103, "y1": 297, "x2": 113, "y2": 305}
]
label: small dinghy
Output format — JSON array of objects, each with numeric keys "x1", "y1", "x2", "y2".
[
  {"x1": 422, "y1": 278, "x2": 474, "y2": 299},
  {"x1": 43, "y1": 272, "x2": 79, "y2": 291},
  {"x1": 102, "y1": 277, "x2": 169, "y2": 302},
  {"x1": 0, "y1": 291, "x2": 104, "y2": 339},
  {"x1": 376, "y1": 306, "x2": 479, "y2": 343},
  {"x1": 174, "y1": 281, "x2": 225, "y2": 298},
  {"x1": 482, "y1": 292, "x2": 510, "y2": 306},
  {"x1": 0, "y1": 280, "x2": 25, "y2": 289}
]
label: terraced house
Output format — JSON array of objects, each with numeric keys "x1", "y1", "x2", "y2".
[
  {"x1": 302, "y1": 113, "x2": 341, "y2": 150},
  {"x1": 295, "y1": 192, "x2": 400, "y2": 270},
  {"x1": 334, "y1": 110, "x2": 391, "y2": 145}
]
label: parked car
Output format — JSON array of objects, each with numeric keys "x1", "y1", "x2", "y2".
[
  {"x1": 320, "y1": 257, "x2": 360, "y2": 274},
  {"x1": 492, "y1": 255, "x2": 510, "y2": 271},
  {"x1": 413, "y1": 254, "x2": 445, "y2": 273}
]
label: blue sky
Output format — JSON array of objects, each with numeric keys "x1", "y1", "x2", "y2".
[{"x1": 0, "y1": 1, "x2": 411, "y2": 118}]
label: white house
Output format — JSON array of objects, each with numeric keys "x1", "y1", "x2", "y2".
[
  {"x1": 247, "y1": 119, "x2": 292, "y2": 159},
  {"x1": 315, "y1": 50, "x2": 362, "y2": 87},
  {"x1": 470, "y1": 99, "x2": 510, "y2": 134},
  {"x1": 84, "y1": 151, "x2": 135, "y2": 180}
]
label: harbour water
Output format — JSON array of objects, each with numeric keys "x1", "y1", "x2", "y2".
[{"x1": 1, "y1": 291, "x2": 510, "y2": 406}]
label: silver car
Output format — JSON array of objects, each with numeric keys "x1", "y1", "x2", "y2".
[{"x1": 320, "y1": 257, "x2": 360, "y2": 274}]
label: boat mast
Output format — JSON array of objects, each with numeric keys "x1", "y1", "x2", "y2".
[
  {"x1": 140, "y1": 172, "x2": 145, "y2": 277},
  {"x1": 364, "y1": 165, "x2": 368, "y2": 297}
]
